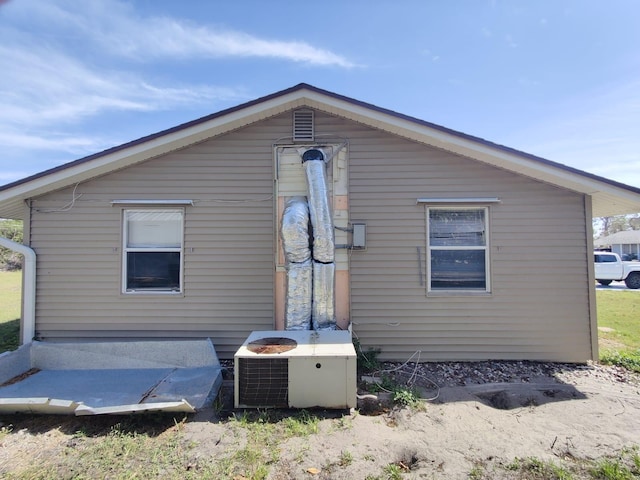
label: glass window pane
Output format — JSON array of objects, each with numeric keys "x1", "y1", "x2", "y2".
[
  {"x1": 429, "y1": 209, "x2": 486, "y2": 246},
  {"x1": 127, "y1": 210, "x2": 182, "y2": 248},
  {"x1": 126, "y1": 252, "x2": 180, "y2": 290},
  {"x1": 431, "y1": 250, "x2": 486, "y2": 289}
]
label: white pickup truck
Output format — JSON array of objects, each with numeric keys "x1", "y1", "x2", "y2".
[{"x1": 594, "y1": 251, "x2": 640, "y2": 289}]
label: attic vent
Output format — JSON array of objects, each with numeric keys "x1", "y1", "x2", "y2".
[{"x1": 293, "y1": 110, "x2": 314, "y2": 141}]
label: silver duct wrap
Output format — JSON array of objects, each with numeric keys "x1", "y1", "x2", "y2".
[
  {"x1": 281, "y1": 196, "x2": 311, "y2": 263},
  {"x1": 281, "y1": 149, "x2": 337, "y2": 331},
  {"x1": 304, "y1": 159, "x2": 334, "y2": 263},
  {"x1": 284, "y1": 259, "x2": 312, "y2": 330},
  {"x1": 312, "y1": 261, "x2": 336, "y2": 331}
]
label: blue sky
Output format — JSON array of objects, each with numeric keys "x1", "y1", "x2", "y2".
[{"x1": 1, "y1": 0, "x2": 640, "y2": 190}]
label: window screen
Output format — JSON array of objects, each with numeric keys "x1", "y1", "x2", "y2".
[{"x1": 428, "y1": 208, "x2": 489, "y2": 291}]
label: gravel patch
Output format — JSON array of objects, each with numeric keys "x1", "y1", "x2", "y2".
[{"x1": 372, "y1": 359, "x2": 640, "y2": 391}]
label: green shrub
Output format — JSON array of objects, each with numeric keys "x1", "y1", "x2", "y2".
[
  {"x1": 392, "y1": 386, "x2": 423, "y2": 409},
  {"x1": 353, "y1": 337, "x2": 381, "y2": 373},
  {"x1": 600, "y1": 350, "x2": 640, "y2": 374}
]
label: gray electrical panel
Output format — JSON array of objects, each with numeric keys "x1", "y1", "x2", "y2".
[{"x1": 352, "y1": 223, "x2": 366, "y2": 250}]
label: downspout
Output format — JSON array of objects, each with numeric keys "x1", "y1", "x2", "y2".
[{"x1": 0, "y1": 237, "x2": 36, "y2": 345}]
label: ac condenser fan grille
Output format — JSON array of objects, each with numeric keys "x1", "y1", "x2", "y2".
[{"x1": 237, "y1": 357, "x2": 289, "y2": 407}]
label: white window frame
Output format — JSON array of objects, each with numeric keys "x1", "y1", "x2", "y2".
[
  {"x1": 121, "y1": 208, "x2": 185, "y2": 295},
  {"x1": 426, "y1": 206, "x2": 491, "y2": 293}
]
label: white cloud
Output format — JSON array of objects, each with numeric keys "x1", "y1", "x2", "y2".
[
  {"x1": 117, "y1": 23, "x2": 356, "y2": 67},
  {"x1": 0, "y1": 43, "x2": 245, "y2": 139},
  {"x1": 12, "y1": 0, "x2": 356, "y2": 67},
  {"x1": 0, "y1": 130, "x2": 98, "y2": 152},
  {"x1": 0, "y1": 0, "x2": 356, "y2": 162}
]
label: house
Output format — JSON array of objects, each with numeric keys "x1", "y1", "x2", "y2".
[
  {"x1": 594, "y1": 230, "x2": 640, "y2": 260},
  {"x1": 2, "y1": 83, "x2": 640, "y2": 363}
]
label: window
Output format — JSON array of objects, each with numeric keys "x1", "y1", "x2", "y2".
[
  {"x1": 122, "y1": 209, "x2": 184, "y2": 293},
  {"x1": 427, "y1": 207, "x2": 489, "y2": 292},
  {"x1": 594, "y1": 253, "x2": 617, "y2": 263}
]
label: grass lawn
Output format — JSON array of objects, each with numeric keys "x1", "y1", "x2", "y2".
[
  {"x1": 596, "y1": 289, "x2": 640, "y2": 372},
  {"x1": 0, "y1": 270, "x2": 21, "y2": 352},
  {"x1": 596, "y1": 290, "x2": 640, "y2": 351}
]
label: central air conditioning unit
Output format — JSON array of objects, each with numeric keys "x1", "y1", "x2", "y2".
[{"x1": 234, "y1": 330, "x2": 357, "y2": 409}]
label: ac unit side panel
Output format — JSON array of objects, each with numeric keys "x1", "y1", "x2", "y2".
[{"x1": 288, "y1": 356, "x2": 356, "y2": 409}]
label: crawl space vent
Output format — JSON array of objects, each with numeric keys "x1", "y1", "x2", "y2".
[{"x1": 293, "y1": 110, "x2": 314, "y2": 142}]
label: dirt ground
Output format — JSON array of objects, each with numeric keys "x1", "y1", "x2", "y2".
[
  {"x1": 1, "y1": 362, "x2": 639, "y2": 479},
  {"x1": 194, "y1": 365, "x2": 640, "y2": 479}
]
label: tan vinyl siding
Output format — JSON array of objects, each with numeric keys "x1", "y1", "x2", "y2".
[
  {"x1": 342, "y1": 120, "x2": 591, "y2": 362},
  {"x1": 30, "y1": 116, "x2": 291, "y2": 358},
  {"x1": 29, "y1": 110, "x2": 593, "y2": 361}
]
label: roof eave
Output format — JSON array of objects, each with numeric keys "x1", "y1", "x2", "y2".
[
  {"x1": 1, "y1": 83, "x2": 640, "y2": 219},
  {"x1": 0, "y1": 87, "x2": 312, "y2": 219},
  {"x1": 297, "y1": 88, "x2": 640, "y2": 217}
]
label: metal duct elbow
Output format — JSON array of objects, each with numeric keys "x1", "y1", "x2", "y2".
[{"x1": 281, "y1": 196, "x2": 311, "y2": 264}]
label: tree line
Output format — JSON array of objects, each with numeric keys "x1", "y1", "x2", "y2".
[
  {"x1": 593, "y1": 213, "x2": 640, "y2": 238},
  {"x1": 0, "y1": 219, "x2": 23, "y2": 271}
]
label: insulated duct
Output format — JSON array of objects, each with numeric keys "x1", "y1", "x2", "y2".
[
  {"x1": 303, "y1": 149, "x2": 336, "y2": 330},
  {"x1": 281, "y1": 197, "x2": 312, "y2": 330},
  {"x1": 281, "y1": 196, "x2": 311, "y2": 264},
  {"x1": 280, "y1": 148, "x2": 337, "y2": 331},
  {"x1": 312, "y1": 261, "x2": 335, "y2": 330},
  {"x1": 284, "y1": 260, "x2": 312, "y2": 330},
  {"x1": 302, "y1": 150, "x2": 334, "y2": 263}
]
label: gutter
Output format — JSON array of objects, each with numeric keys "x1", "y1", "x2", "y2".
[{"x1": 0, "y1": 237, "x2": 36, "y2": 344}]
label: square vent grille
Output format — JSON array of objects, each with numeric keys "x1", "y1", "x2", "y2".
[{"x1": 293, "y1": 109, "x2": 314, "y2": 141}]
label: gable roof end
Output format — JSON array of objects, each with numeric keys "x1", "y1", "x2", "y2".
[{"x1": 1, "y1": 83, "x2": 640, "y2": 219}]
